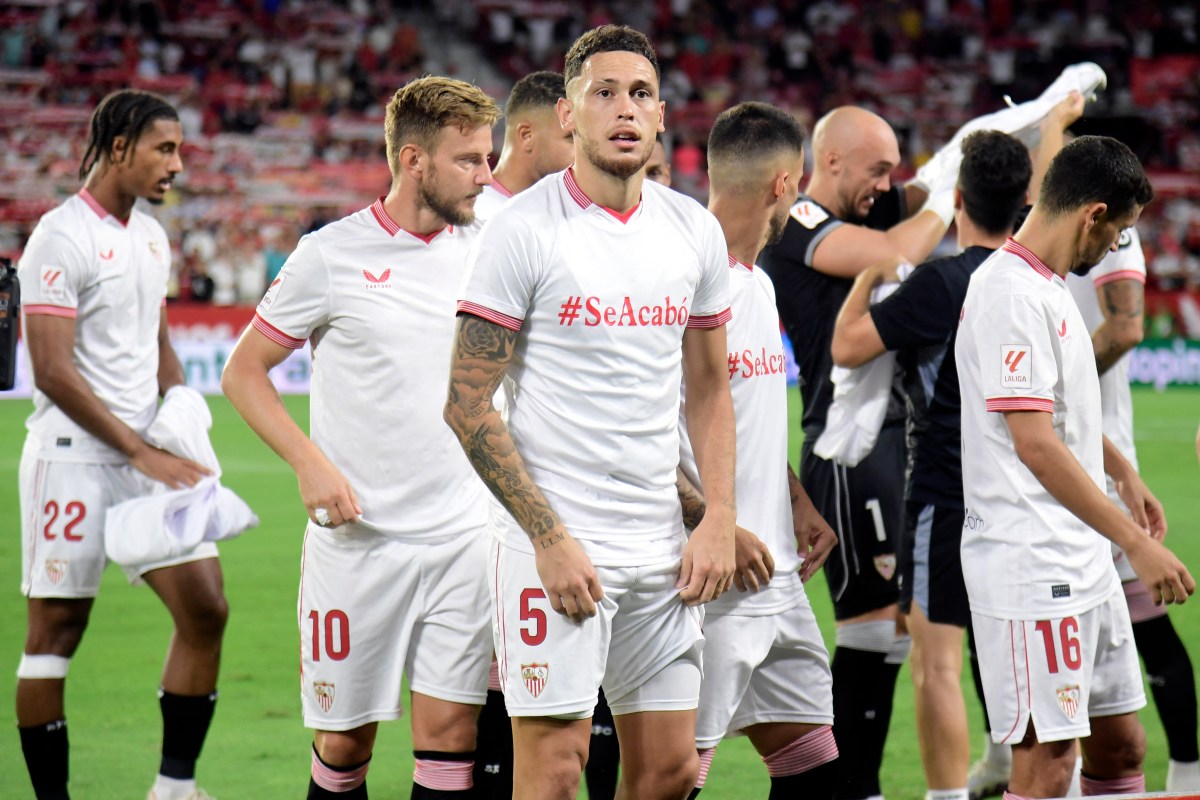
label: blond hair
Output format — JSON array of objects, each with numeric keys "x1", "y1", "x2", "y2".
[{"x1": 384, "y1": 76, "x2": 501, "y2": 176}]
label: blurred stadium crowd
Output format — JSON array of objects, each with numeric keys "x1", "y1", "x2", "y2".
[{"x1": 0, "y1": 0, "x2": 1197, "y2": 331}]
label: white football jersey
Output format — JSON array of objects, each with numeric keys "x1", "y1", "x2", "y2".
[
  {"x1": 253, "y1": 197, "x2": 488, "y2": 541},
  {"x1": 473, "y1": 179, "x2": 514, "y2": 222},
  {"x1": 956, "y1": 239, "x2": 1118, "y2": 619},
  {"x1": 459, "y1": 169, "x2": 731, "y2": 566},
  {"x1": 1066, "y1": 228, "x2": 1144, "y2": 473},
  {"x1": 19, "y1": 190, "x2": 170, "y2": 463},
  {"x1": 680, "y1": 256, "x2": 800, "y2": 615}
]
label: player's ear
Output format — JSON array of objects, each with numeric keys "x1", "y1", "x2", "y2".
[
  {"x1": 657, "y1": 100, "x2": 666, "y2": 134},
  {"x1": 772, "y1": 170, "x2": 789, "y2": 200},
  {"x1": 557, "y1": 97, "x2": 575, "y2": 135},
  {"x1": 398, "y1": 142, "x2": 424, "y2": 178},
  {"x1": 954, "y1": 187, "x2": 963, "y2": 210},
  {"x1": 518, "y1": 121, "x2": 535, "y2": 152},
  {"x1": 1082, "y1": 202, "x2": 1107, "y2": 231},
  {"x1": 109, "y1": 135, "x2": 129, "y2": 165}
]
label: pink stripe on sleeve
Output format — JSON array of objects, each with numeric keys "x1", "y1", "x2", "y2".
[
  {"x1": 252, "y1": 313, "x2": 306, "y2": 349},
  {"x1": 985, "y1": 397, "x2": 1054, "y2": 413},
  {"x1": 457, "y1": 301, "x2": 523, "y2": 332},
  {"x1": 24, "y1": 304, "x2": 77, "y2": 319}
]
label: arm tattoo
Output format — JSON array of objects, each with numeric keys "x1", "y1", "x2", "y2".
[
  {"x1": 446, "y1": 315, "x2": 564, "y2": 544},
  {"x1": 1102, "y1": 281, "x2": 1143, "y2": 320},
  {"x1": 676, "y1": 467, "x2": 707, "y2": 530}
]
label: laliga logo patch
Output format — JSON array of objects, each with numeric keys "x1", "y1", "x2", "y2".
[
  {"x1": 1001, "y1": 345, "x2": 1031, "y2": 388},
  {"x1": 260, "y1": 276, "x2": 284, "y2": 310},
  {"x1": 1056, "y1": 685, "x2": 1081, "y2": 719},
  {"x1": 148, "y1": 241, "x2": 164, "y2": 263},
  {"x1": 313, "y1": 681, "x2": 335, "y2": 712},
  {"x1": 790, "y1": 200, "x2": 828, "y2": 230},
  {"x1": 521, "y1": 663, "x2": 549, "y2": 698}
]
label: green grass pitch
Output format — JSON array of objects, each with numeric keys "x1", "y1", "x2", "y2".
[{"x1": 0, "y1": 387, "x2": 1197, "y2": 798}]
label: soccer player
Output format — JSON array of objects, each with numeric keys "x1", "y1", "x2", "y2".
[
  {"x1": 444, "y1": 24, "x2": 736, "y2": 800},
  {"x1": 829, "y1": 129, "x2": 1039, "y2": 800},
  {"x1": 645, "y1": 134, "x2": 672, "y2": 186},
  {"x1": 470, "y1": 68, "x2": 573, "y2": 800},
  {"x1": 758, "y1": 105, "x2": 956, "y2": 800},
  {"x1": 221, "y1": 77, "x2": 500, "y2": 799},
  {"x1": 1066, "y1": 224, "x2": 1199, "y2": 792},
  {"x1": 682, "y1": 100, "x2": 840, "y2": 798},
  {"x1": 475, "y1": 70, "x2": 574, "y2": 221},
  {"x1": 955, "y1": 135, "x2": 1194, "y2": 800},
  {"x1": 15, "y1": 89, "x2": 227, "y2": 800}
]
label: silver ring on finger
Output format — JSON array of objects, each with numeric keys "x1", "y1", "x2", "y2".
[{"x1": 314, "y1": 507, "x2": 332, "y2": 527}]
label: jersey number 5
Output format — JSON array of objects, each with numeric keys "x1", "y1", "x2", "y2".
[
  {"x1": 520, "y1": 588, "x2": 547, "y2": 646},
  {"x1": 1034, "y1": 617, "x2": 1081, "y2": 673}
]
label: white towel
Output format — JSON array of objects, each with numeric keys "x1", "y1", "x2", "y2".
[
  {"x1": 914, "y1": 62, "x2": 1107, "y2": 193},
  {"x1": 105, "y1": 386, "x2": 258, "y2": 569},
  {"x1": 814, "y1": 263, "x2": 915, "y2": 467}
]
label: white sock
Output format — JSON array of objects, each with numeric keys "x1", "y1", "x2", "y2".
[
  {"x1": 984, "y1": 736, "x2": 1012, "y2": 769},
  {"x1": 1065, "y1": 754, "x2": 1082, "y2": 797},
  {"x1": 152, "y1": 775, "x2": 197, "y2": 800},
  {"x1": 926, "y1": 789, "x2": 968, "y2": 800},
  {"x1": 1167, "y1": 759, "x2": 1200, "y2": 792}
]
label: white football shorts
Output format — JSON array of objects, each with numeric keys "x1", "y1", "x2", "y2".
[
  {"x1": 695, "y1": 593, "x2": 834, "y2": 749},
  {"x1": 490, "y1": 540, "x2": 704, "y2": 719},
  {"x1": 20, "y1": 452, "x2": 218, "y2": 598},
  {"x1": 972, "y1": 585, "x2": 1145, "y2": 744},
  {"x1": 298, "y1": 524, "x2": 492, "y2": 731}
]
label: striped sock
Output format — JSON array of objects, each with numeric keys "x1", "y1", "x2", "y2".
[
  {"x1": 1079, "y1": 773, "x2": 1144, "y2": 796},
  {"x1": 412, "y1": 751, "x2": 474, "y2": 798},
  {"x1": 762, "y1": 726, "x2": 839, "y2": 777}
]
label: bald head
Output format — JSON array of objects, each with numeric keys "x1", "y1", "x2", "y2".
[
  {"x1": 812, "y1": 106, "x2": 898, "y2": 167},
  {"x1": 809, "y1": 106, "x2": 901, "y2": 221}
]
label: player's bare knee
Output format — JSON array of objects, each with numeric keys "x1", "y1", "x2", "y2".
[
  {"x1": 177, "y1": 593, "x2": 229, "y2": 643},
  {"x1": 315, "y1": 727, "x2": 376, "y2": 766},
  {"x1": 25, "y1": 602, "x2": 91, "y2": 657},
  {"x1": 1086, "y1": 726, "x2": 1146, "y2": 777},
  {"x1": 623, "y1": 751, "x2": 698, "y2": 799}
]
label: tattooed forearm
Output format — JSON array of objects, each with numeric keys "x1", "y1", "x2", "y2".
[
  {"x1": 1092, "y1": 280, "x2": 1144, "y2": 376},
  {"x1": 676, "y1": 467, "x2": 707, "y2": 530},
  {"x1": 445, "y1": 314, "x2": 565, "y2": 545}
]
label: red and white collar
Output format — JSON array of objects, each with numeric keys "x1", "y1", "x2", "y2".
[
  {"x1": 1003, "y1": 238, "x2": 1057, "y2": 282},
  {"x1": 370, "y1": 196, "x2": 452, "y2": 243},
  {"x1": 563, "y1": 169, "x2": 641, "y2": 225},
  {"x1": 78, "y1": 188, "x2": 128, "y2": 227}
]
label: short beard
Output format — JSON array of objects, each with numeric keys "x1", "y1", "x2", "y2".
[
  {"x1": 766, "y1": 208, "x2": 789, "y2": 246},
  {"x1": 418, "y1": 167, "x2": 476, "y2": 226},
  {"x1": 418, "y1": 183, "x2": 474, "y2": 226},
  {"x1": 580, "y1": 135, "x2": 652, "y2": 181}
]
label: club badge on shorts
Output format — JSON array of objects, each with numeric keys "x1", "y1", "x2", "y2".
[
  {"x1": 1056, "y1": 685, "x2": 1081, "y2": 719},
  {"x1": 521, "y1": 663, "x2": 549, "y2": 698},
  {"x1": 44, "y1": 559, "x2": 67, "y2": 584},
  {"x1": 313, "y1": 681, "x2": 336, "y2": 713},
  {"x1": 874, "y1": 554, "x2": 896, "y2": 581}
]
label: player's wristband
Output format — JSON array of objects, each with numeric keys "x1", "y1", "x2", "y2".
[{"x1": 922, "y1": 189, "x2": 956, "y2": 228}]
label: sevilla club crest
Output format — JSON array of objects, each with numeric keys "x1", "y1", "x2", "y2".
[
  {"x1": 313, "y1": 681, "x2": 335, "y2": 713},
  {"x1": 1056, "y1": 685, "x2": 1081, "y2": 720},
  {"x1": 44, "y1": 559, "x2": 68, "y2": 584},
  {"x1": 873, "y1": 554, "x2": 896, "y2": 581},
  {"x1": 521, "y1": 663, "x2": 549, "y2": 698}
]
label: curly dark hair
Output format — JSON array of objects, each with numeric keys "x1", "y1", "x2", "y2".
[
  {"x1": 958, "y1": 130, "x2": 1033, "y2": 236},
  {"x1": 563, "y1": 25, "x2": 659, "y2": 87}
]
